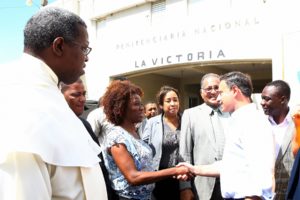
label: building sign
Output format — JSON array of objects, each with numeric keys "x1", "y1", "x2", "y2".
[
  {"x1": 99, "y1": 8, "x2": 272, "y2": 74},
  {"x1": 111, "y1": 16, "x2": 265, "y2": 70},
  {"x1": 134, "y1": 49, "x2": 225, "y2": 68},
  {"x1": 115, "y1": 17, "x2": 260, "y2": 51}
]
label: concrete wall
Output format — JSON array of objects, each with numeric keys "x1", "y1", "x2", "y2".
[{"x1": 49, "y1": 0, "x2": 300, "y2": 107}]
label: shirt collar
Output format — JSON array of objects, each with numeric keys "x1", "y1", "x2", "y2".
[
  {"x1": 204, "y1": 103, "x2": 221, "y2": 116},
  {"x1": 231, "y1": 103, "x2": 256, "y2": 119},
  {"x1": 268, "y1": 108, "x2": 293, "y2": 126}
]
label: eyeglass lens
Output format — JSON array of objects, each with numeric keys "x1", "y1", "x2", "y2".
[{"x1": 203, "y1": 86, "x2": 219, "y2": 92}]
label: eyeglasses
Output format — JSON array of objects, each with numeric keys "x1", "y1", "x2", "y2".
[
  {"x1": 70, "y1": 41, "x2": 92, "y2": 56},
  {"x1": 202, "y1": 85, "x2": 219, "y2": 93}
]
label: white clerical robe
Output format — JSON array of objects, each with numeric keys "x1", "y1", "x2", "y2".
[{"x1": 0, "y1": 53, "x2": 108, "y2": 200}]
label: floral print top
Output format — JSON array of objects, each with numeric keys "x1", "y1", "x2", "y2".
[{"x1": 102, "y1": 126, "x2": 155, "y2": 200}]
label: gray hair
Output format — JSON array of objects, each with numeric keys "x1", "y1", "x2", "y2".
[
  {"x1": 24, "y1": 7, "x2": 86, "y2": 53},
  {"x1": 200, "y1": 73, "x2": 220, "y2": 88}
]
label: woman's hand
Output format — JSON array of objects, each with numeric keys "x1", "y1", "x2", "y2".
[
  {"x1": 176, "y1": 161, "x2": 221, "y2": 177},
  {"x1": 177, "y1": 162, "x2": 198, "y2": 174},
  {"x1": 175, "y1": 163, "x2": 196, "y2": 181}
]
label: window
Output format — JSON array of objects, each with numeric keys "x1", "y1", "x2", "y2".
[
  {"x1": 189, "y1": 97, "x2": 199, "y2": 108},
  {"x1": 151, "y1": 0, "x2": 166, "y2": 24}
]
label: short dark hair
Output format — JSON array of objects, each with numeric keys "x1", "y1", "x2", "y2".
[
  {"x1": 220, "y1": 71, "x2": 253, "y2": 98},
  {"x1": 102, "y1": 80, "x2": 143, "y2": 125},
  {"x1": 265, "y1": 80, "x2": 291, "y2": 101},
  {"x1": 24, "y1": 7, "x2": 86, "y2": 53},
  {"x1": 59, "y1": 79, "x2": 83, "y2": 94},
  {"x1": 144, "y1": 101, "x2": 157, "y2": 108}
]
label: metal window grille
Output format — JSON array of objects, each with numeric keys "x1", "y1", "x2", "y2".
[{"x1": 151, "y1": 0, "x2": 166, "y2": 14}]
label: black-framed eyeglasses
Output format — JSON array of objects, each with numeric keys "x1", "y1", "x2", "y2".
[
  {"x1": 202, "y1": 85, "x2": 219, "y2": 93},
  {"x1": 70, "y1": 41, "x2": 92, "y2": 56}
]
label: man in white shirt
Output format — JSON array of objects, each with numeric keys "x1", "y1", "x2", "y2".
[
  {"x1": 261, "y1": 80, "x2": 295, "y2": 200},
  {"x1": 178, "y1": 71, "x2": 275, "y2": 200},
  {"x1": 0, "y1": 7, "x2": 107, "y2": 200}
]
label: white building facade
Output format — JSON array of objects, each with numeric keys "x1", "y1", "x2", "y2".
[{"x1": 50, "y1": 0, "x2": 300, "y2": 108}]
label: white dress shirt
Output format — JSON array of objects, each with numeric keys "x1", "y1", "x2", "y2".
[
  {"x1": 221, "y1": 103, "x2": 275, "y2": 200},
  {"x1": 268, "y1": 112, "x2": 293, "y2": 159}
]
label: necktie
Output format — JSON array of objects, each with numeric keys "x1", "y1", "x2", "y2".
[{"x1": 210, "y1": 109, "x2": 225, "y2": 160}]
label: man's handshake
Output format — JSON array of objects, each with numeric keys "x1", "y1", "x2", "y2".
[
  {"x1": 175, "y1": 161, "x2": 221, "y2": 180},
  {"x1": 173, "y1": 162, "x2": 197, "y2": 181}
]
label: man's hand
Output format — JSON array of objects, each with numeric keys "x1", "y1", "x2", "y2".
[
  {"x1": 174, "y1": 165, "x2": 194, "y2": 181},
  {"x1": 177, "y1": 162, "x2": 198, "y2": 175}
]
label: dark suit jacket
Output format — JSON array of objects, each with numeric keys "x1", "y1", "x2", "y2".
[
  {"x1": 79, "y1": 117, "x2": 119, "y2": 200},
  {"x1": 286, "y1": 150, "x2": 300, "y2": 200},
  {"x1": 274, "y1": 120, "x2": 295, "y2": 200},
  {"x1": 79, "y1": 117, "x2": 99, "y2": 144}
]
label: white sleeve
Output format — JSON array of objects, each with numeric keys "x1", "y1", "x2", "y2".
[
  {"x1": 87, "y1": 109, "x2": 101, "y2": 138},
  {"x1": 0, "y1": 152, "x2": 51, "y2": 200}
]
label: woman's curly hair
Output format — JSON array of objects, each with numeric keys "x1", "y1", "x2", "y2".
[{"x1": 102, "y1": 80, "x2": 143, "y2": 125}]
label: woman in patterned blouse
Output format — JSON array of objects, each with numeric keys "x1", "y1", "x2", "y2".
[{"x1": 101, "y1": 80, "x2": 190, "y2": 200}]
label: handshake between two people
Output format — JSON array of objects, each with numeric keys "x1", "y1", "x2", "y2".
[
  {"x1": 174, "y1": 162, "x2": 220, "y2": 181},
  {"x1": 173, "y1": 162, "x2": 198, "y2": 181}
]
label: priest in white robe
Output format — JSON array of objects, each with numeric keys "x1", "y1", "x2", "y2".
[{"x1": 0, "y1": 7, "x2": 107, "y2": 200}]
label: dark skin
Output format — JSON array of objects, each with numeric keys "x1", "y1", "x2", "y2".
[
  {"x1": 261, "y1": 85, "x2": 289, "y2": 124},
  {"x1": 24, "y1": 25, "x2": 89, "y2": 84},
  {"x1": 144, "y1": 103, "x2": 158, "y2": 119},
  {"x1": 62, "y1": 81, "x2": 86, "y2": 116},
  {"x1": 109, "y1": 94, "x2": 192, "y2": 186},
  {"x1": 110, "y1": 143, "x2": 190, "y2": 186}
]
